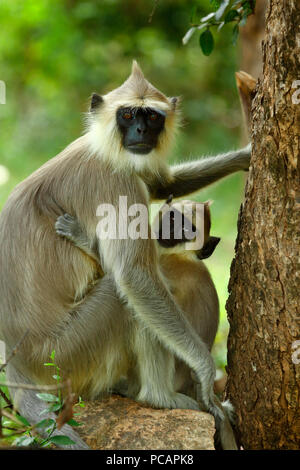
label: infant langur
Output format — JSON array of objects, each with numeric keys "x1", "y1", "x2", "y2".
[{"x1": 55, "y1": 197, "x2": 236, "y2": 449}]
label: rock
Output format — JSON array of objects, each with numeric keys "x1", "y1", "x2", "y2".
[{"x1": 76, "y1": 395, "x2": 215, "y2": 450}]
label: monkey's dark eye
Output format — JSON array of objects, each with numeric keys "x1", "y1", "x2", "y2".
[
  {"x1": 123, "y1": 112, "x2": 133, "y2": 120},
  {"x1": 149, "y1": 113, "x2": 158, "y2": 121}
]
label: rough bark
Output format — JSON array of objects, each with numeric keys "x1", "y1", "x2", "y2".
[{"x1": 226, "y1": 0, "x2": 300, "y2": 449}]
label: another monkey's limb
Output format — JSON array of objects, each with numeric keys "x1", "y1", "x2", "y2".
[
  {"x1": 55, "y1": 213, "x2": 99, "y2": 263},
  {"x1": 5, "y1": 364, "x2": 89, "y2": 450},
  {"x1": 150, "y1": 145, "x2": 251, "y2": 199}
]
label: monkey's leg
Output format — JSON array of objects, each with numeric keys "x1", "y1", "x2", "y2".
[
  {"x1": 6, "y1": 275, "x2": 129, "y2": 450},
  {"x1": 130, "y1": 326, "x2": 199, "y2": 411},
  {"x1": 5, "y1": 363, "x2": 89, "y2": 450},
  {"x1": 169, "y1": 263, "x2": 237, "y2": 450}
]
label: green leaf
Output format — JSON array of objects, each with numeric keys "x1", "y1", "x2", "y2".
[
  {"x1": 200, "y1": 12, "x2": 215, "y2": 23},
  {"x1": 77, "y1": 397, "x2": 85, "y2": 407},
  {"x1": 17, "y1": 415, "x2": 30, "y2": 427},
  {"x1": 232, "y1": 24, "x2": 240, "y2": 45},
  {"x1": 215, "y1": 0, "x2": 230, "y2": 21},
  {"x1": 67, "y1": 418, "x2": 82, "y2": 427},
  {"x1": 199, "y1": 29, "x2": 214, "y2": 56},
  {"x1": 197, "y1": 23, "x2": 209, "y2": 32},
  {"x1": 49, "y1": 435, "x2": 76, "y2": 446},
  {"x1": 209, "y1": 0, "x2": 222, "y2": 9},
  {"x1": 14, "y1": 435, "x2": 35, "y2": 446},
  {"x1": 50, "y1": 350, "x2": 56, "y2": 361},
  {"x1": 240, "y1": 15, "x2": 248, "y2": 26},
  {"x1": 52, "y1": 374, "x2": 60, "y2": 380},
  {"x1": 36, "y1": 393, "x2": 59, "y2": 403},
  {"x1": 48, "y1": 402, "x2": 63, "y2": 412},
  {"x1": 224, "y1": 9, "x2": 240, "y2": 23},
  {"x1": 182, "y1": 27, "x2": 196, "y2": 45},
  {"x1": 217, "y1": 21, "x2": 225, "y2": 31},
  {"x1": 36, "y1": 418, "x2": 56, "y2": 429},
  {"x1": 43, "y1": 363, "x2": 55, "y2": 366}
]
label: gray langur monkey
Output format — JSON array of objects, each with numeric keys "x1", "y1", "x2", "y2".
[
  {"x1": 55, "y1": 197, "x2": 235, "y2": 450},
  {"x1": 0, "y1": 61, "x2": 250, "y2": 449}
]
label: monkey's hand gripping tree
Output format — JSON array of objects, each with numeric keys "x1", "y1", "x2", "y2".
[{"x1": 226, "y1": 0, "x2": 300, "y2": 450}]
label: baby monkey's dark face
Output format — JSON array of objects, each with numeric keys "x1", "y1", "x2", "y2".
[
  {"x1": 117, "y1": 107, "x2": 166, "y2": 155},
  {"x1": 157, "y1": 207, "x2": 220, "y2": 259},
  {"x1": 154, "y1": 198, "x2": 221, "y2": 260}
]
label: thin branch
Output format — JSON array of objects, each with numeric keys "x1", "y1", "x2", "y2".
[
  {"x1": 0, "y1": 408, "x2": 52, "y2": 442},
  {"x1": 2, "y1": 426, "x2": 23, "y2": 432},
  {"x1": 0, "y1": 388, "x2": 12, "y2": 408},
  {"x1": 1, "y1": 408, "x2": 25, "y2": 426},
  {"x1": 0, "y1": 408, "x2": 41, "y2": 442},
  {"x1": 56, "y1": 379, "x2": 75, "y2": 429},
  {"x1": 148, "y1": 0, "x2": 159, "y2": 23},
  {"x1": 0, "y1": 381, "x2": 69, "y2": 392}
]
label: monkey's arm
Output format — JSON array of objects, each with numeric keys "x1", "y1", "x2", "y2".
[
  {"x1": 98, "y1": 224, "x2": 220, "y2": 417},
  {"x1": 150, "y1": 145, "x2": 251, "y2": 199}
]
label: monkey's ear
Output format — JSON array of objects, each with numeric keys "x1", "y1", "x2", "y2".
[
  {"x1": 204, "y1": 200, "x2": 214, "y2": 207},
  {"x1": 90, "y1": 93, "x2": 104, "y2": 112},
  {"x1": 170, "y1": 97, "x2": 180, "y2": 111},
  {"x1": 166, "y1": 194, "x2": 173, "y2": 205}
]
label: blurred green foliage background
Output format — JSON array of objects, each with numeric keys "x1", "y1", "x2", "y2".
[{"x1": 0, "y1": 0, "x2": 248, "y2": 369}]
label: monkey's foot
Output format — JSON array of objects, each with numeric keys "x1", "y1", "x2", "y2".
[{"x1": 137, "y1": 391, "x2": 200, "y2": 411}]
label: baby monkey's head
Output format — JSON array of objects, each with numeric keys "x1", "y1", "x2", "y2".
[{"x1": 153, "y1": 195, "x2": 220, "y2": 259}]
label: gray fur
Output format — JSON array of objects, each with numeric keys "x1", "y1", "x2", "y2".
[{"x1": 150, "y1": 144, "x2": 251, "y2": 199}]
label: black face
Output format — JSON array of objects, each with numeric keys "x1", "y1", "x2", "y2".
[
  {"x1": 116, "y1": 106, "x2": 166, "y2": 155},
  {"x1": 157, "y1": 208, "x2": 197, "y2": 248},
  {"x1": 156, "y1": 205, "x2": 221, "y2": 258}
]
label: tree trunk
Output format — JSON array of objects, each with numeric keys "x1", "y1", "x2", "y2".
[{"x1": 226, "y1": 0, "x2": 300, "y2": 450}]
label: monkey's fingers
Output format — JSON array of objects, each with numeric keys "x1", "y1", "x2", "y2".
[{"x1": 55, "y1": 213, "x2": 77, "y2": 240}]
